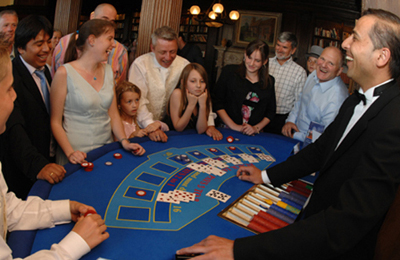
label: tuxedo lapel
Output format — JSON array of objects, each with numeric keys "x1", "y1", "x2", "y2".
[{"x1": 321, "y1": 81, "x2": 399, "y2": 172}]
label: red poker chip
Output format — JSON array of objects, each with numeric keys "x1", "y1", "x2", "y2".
[
  {"x1": 84, "y1": 209, "x2": 97, "y2": 217},
  {"x1": 229, "y1": 146, "x2": 236, "y2": 150},
  {"x1": 87, "y1": 162, "x2": 94, "y2": 168},
  {"x1": 114, "y1": 153, "x2": 122, "y2": 159},
  {"x1": 210, "y1": 148, "x2": 217, "y2": 152},
  {"x1": 81, "y1": 162, "x2": 89, "y2": 168},
  {"x1": 136, "y1": 190, "x2": 146, "y2": 196},
  {"x1": 84, "y1": 167, "x2": 93, "y2": 172},
  {"x1": 226, "y1": 136, "x2": 234, "y2": 143}
]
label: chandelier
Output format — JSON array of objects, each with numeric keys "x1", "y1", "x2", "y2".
[{"x1": 189, "y1": 0, "x2": 240, "y2": 28}]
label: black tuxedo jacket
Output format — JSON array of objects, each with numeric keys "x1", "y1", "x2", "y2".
[
  {"x1": 234, "y1": 81, "x2": 400, "y2": 259},
  {"x1": 1, "y1": 55, "x2": 52, "y2": 198}
]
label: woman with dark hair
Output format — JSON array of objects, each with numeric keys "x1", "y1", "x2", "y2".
[
  {"x1": 51, "y1": 19, "x2": 145, "y2": 165},
  {"x1": 212, "y1": 39, "x2": 276, "y2": 135}
]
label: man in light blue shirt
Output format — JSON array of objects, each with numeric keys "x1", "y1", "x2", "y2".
[{"x1": 282, "y1": 46, "x2": 348, "y2": 142}]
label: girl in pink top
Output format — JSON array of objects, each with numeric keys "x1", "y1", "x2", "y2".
[{"x1": 116, "y1": 81, "x2": 147, "y2": 139}]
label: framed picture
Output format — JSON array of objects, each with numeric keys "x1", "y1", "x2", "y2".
[{"x1": 234, "y1": 11, "x2": 282, "y2": 48}]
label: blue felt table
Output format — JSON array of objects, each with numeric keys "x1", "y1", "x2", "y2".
[{"x1": 8, "y1": 129, "x2": 298, "y2": 260}]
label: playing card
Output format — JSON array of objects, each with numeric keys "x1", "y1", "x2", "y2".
[
  {"x1": 156, "y1": 192, "x2": 180, "y2": 204},
  {"x1": 220, "y1": 155, "x2": 242, "y2": 165},
  {"x1": 173, "y1": 190, "x2": 196, "y2": 202},
  {"x1": 206, "y1": 189, "x2": 231, "y2": 203},
  {"x1": 187, "y1": 163, "x2": 206, "y2": 173},
  {"x1": 203, "y1": 165, "x2": 226, "y2": 176},
  {"x1": 238, "y1": 153, "x2": 259, "y2": 163},
  {"x1": 203, "y1": 158, "x2": 228, "y2": 169}
]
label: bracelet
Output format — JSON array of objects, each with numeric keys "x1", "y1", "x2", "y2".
[
  {"x1": 255, "y1": 126, "x2": 260, "y2": 134},
  {"x1": 119, "y1": 138, "x2": 130, "y2": 144}
]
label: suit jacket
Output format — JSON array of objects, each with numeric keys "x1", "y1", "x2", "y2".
[
  {"x1": 234, "y1": 80, "x2": 400, "y2": 259},
  {"x1": 1, "y1": 56, "x2": 52, "y2": 199}
]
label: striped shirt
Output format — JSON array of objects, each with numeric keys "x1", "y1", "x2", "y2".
[{"x1": 51, "y1": 33, "x2": 128, "y2": 84}]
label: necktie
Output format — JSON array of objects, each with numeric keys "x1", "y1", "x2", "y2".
[{"x1": 34, "y1": 69, "x2": 50, "y2": 113}]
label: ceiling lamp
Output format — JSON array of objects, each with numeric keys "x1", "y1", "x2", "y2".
[
  {"x1": 189, "y1": 0, "x2": 239, "y2": 27},
  {"x1": 189, "y1": 5, "x2": 201, "y2": 15},
  {"x1": 212, "y1": 3, "x2": 224, "y2": 14},
  {"x1": 229, "y1": 10, "x2": 240, "y2": 21}
]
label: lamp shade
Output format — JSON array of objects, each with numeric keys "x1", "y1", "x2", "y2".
[
  {"x1": 208, "y1": 11, "x2": 217, "y2": 20},
  {"x1": 229, "y1": 10, "x2": 240, "y2": 20},
  {"x1": 189, "y1": 5, "x2": 201, "y2": 15},
  {"x1": 212, "y1": 3, "x2": 224, "y2": 14}
]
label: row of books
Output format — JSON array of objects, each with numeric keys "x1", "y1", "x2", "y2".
[
  {"x1": 314, "y1": 27, "x2": 340, "y2": 40},
  {"x1": 189, "y1": 34, "x2": 207, "y2": 42},
  {"x1": 313, "y1": 38, "x2": 339, "y2": 48}
]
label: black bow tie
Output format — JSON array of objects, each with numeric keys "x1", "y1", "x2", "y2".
[
  {"x1": 354, "y1": 90, "x2": 366, "y2": 105},
  {"x1": 353, "y1": 82, "x2": 392, "y2": 106}
]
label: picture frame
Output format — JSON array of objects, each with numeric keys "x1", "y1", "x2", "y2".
[{"x1": 234, "y1": 11, "x2": 282, "y2": 48}]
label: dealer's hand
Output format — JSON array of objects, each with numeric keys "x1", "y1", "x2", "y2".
[
  {"x1": 176, "y1": 235, "x2": 234, "y2": 260},
  {"x1": 236, "y1": 165, "x2": 263, "y2": 184}
]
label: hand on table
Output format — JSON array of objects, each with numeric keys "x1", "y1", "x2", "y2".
[
  {"x1": 236, "y1": 165, "x2": 263, "y2": 184},
  {"x1": 70, "y1": 201, "x2": 109, "y2": 249},
  {"x1": 176, "y1": 235, "x2": 234, "y2": 260},
  {"x1": 36, "y1": 163, "x2": 66, "y2": 184},
  {"x1": 148, "y1": 129, "x2": 168, "y2": 142},
  {"x1": 122, "y1": 141, "x2": 146, "y2": 156},
  {"x1": 282, "y1": 122, "x2": 298, "y2": 138},
  {"x1": 68, "y1": 150, "x2": 87, "y2": 164},
  {"x1": 241, "y1": 123, "x2": 258, "y2": 136},
  {"x1": 134, "y1": 129, "x2": 148, "y2": 138},
  {"x1": 206, "y1": 126, "x2": 223, "y2": 141}
]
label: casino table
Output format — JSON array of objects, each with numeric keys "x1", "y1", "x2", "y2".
[{"x1": 8, "y1": 129, "x2": 300, "y2": 260}]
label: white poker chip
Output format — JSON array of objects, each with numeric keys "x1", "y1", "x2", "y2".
[
  {"x1": 105, "y1": 161, "x2": 113, "y2": 166},
  {"x1": 194, "y1": 152, "x2": 200, "y2": 155}
]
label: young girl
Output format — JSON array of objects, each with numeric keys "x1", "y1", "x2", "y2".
[
  {"x1": 168, "y1": 63, "x2": 211, "y2": 134},
  {"x1": 115, "y1": 81, "x2": 147, "y2": 139},
  {"x1": 51, "y1": 19, "x2": 145, "y2": 165},
  {"x1": 212, "y1": 39, "x2": 276, "y2": 135}
]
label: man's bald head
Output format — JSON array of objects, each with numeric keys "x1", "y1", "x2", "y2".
[{"x1": 90, "y1": 3, "x2": 117, "y2": 22}]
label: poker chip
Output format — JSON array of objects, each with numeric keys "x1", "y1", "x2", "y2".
[
  {"x1": 84, "y1": 167, "x2": 93, "y2": 172},
  {"x1": 114, "y1": 153, "x2": 122, "y2": 159},
  {"x1": 226, "y1": 136, "x2": 234, "y2": 143},
  {"x1": 193, "y1": 152, "x2": 200, "y2": 155},
  {"x1": 183, "y1": 158, "x2": 191, "y2": 163},
  {"x1": 136, "y1": 190, "x2": 146, "y2": 196},
  {"x1": 256, "y1": 148, "x2": 261, "y2": 151},
  {"x1": 229, "y1": 146, "x2": 236, "y2": 150},
  {"x1": 105, "y1": 161, "x2": 113, "y2": 166},
  {"x1": 181, "y1": 154, "x2": 188, "y2": 159},
  {"x1": 87, "y1": 162, "x2": 94, "y2": 168},
  {"x1": 235, "y1": 138, "x2": 240, "y2": 141},
  {"x1": 81, "y1": 162, "x2": 89, "y2": 168},
  {"x1": 175, "y1": 155, "x2": 182, "y2": 161},
  {"x1": 250, "y1": 147, "x2": 256, "y2": 149},
  {"x1": 84, "y1": 209, "x2": 97, "y2": 217},
  {"x1": 210, "y1": 148, "x2": 217, "y2": 152}
]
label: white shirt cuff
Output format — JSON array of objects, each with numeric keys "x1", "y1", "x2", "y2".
[
  {"x1": 50, "y1": 199, "x2": 71, "y2": 224},
  {"x1": 261, "y1": 170, "x2": 271, "y2": 184},
  {"x1": 58, "y1": 231, "x2": 91, "y2": 259}
]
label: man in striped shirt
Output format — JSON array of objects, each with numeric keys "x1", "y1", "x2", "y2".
[{"x1": 264, "y1": 32, "x2": 307, "y2": 135}]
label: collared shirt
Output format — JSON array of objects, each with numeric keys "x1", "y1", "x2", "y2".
[
  {"x1": 336, "y1": 79, "x2": 394, "y2": 148},
  {"x1": 0, "y1": 163, "x2": 90, "y2": 259},
  {"x1": 286, "y1": 71, "x2": 348, "y2": 142},
  {"x1": 269, "y1": 56, "x2": 307, "y2": 114},
  {"x1": 51, "y1": 33, "x2": 128, "y2": 84},
  {"x1": 262, "y1": 79, "x2": 394, "y2": 184},
  {"x1": 128, "y1": 52, "x2": 190, "y2": 127}
]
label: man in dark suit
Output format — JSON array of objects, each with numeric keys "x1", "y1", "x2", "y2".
[
  {"x1": 1, "y1": 15, "x2": 65, "y2": 199},
  {"x1": 177, "y1": 9, "x2": 400, "y2": 259}
]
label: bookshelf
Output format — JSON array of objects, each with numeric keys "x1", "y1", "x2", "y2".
[
  {"x1": 312, "y1": 20, "x2": 353, "y2": 49},
  {"x1": 180, "y1": 14, "x2": 209, "y2": 56}
]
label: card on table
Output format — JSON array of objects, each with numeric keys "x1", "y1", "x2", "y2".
[
  {"x1": 172, "y1": 190, "x2": 196, "y2": 202},
  {"x1": 238, "y1": 153, "x2": 258, "y2": 163},
  {"x1": 203, "y1": 158, "x2": 228, "y2": 169},
  {"x1": 206, "y1": 189, "x2": 231, "y2": 203},
  {"x1": 220, "y1": 155, "x2": 242, "y2": 165},
  {"x1": 156, "y1": 192, "x2": 180, "y2": 204}
]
